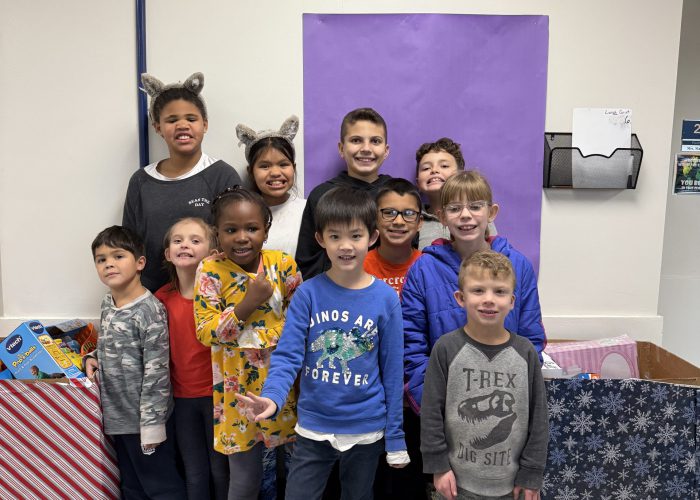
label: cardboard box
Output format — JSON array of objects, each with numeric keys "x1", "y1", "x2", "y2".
[
  {"x1": 0, "y1": 321, "x2": 85, "y2": 380},
  {"x1": 544, "y1": 335, "x2": 639, "y2": 378},
  {"x1": 543, "y1": 342, "x2": 699, "y2": 499},
  {"x1": 546, "y1": 338, "x2": 700, "y2": 384},
  {"x1": 636, "y1": 340, "x2": 700, "y2": 385}
]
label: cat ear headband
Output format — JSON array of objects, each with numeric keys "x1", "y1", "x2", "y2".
[
  {"x1": 236, "y1": 115, "x2": 299, "y2": 162},
  {"x1": 140, "y1": 72, "x2": 206, "y2": 122}
]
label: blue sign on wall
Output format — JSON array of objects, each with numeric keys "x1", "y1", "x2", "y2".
[{"x1": 681, "y1": 120, "x2": 700, "y2": 152}]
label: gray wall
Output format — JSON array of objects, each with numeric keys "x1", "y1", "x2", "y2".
[{"x1": 659, "y1": 0, "x2": 700, "y2": 366}]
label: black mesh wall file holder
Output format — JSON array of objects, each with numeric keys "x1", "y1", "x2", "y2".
[{"x1": 543, "y1": 133, "x2": 643, "y2": 189}]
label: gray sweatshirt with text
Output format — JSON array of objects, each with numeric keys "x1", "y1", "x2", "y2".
[
  {"x1": 122, "y1": 160, "x2": 241, "y2": 291},
  {"x1": 421, "y1": 329, "x2": 548, "y2": 497}
]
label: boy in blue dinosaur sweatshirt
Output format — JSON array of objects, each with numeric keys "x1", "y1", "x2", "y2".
[{"x1": 238, "y1": 186, "x2": 408, "y2": 500}]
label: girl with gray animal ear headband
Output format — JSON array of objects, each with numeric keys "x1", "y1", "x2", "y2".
[
  {"x1": 122, "y1": 71, "x2": 242, "y2": 293},
  {"x1": 122, "y1": 71, "x2": 241, "y2": 497},
  {"x1": 236, "y1": 115, "x2": 307, "y2": 257}
]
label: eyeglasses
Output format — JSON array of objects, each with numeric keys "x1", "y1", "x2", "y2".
[
  {"x1": 443, "y1": 201, "x2": 491, "y2": 217},
  {"x1": 379, "y1": 208, "x2": 420, "y2": 223}
]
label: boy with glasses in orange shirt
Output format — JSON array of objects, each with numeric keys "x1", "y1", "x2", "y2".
[{"x1": 363, "y1": 179, "x2": 423, "y2": 297}]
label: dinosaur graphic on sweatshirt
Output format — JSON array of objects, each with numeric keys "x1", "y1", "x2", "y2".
[
  {"x1": 310, "y1": 326, "x2": 377, "y2": 374},
  {"x1": 458, "y1": 389, "x2": 517, "y2": 449}
]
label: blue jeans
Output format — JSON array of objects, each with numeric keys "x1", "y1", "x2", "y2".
[
  {"x1": 285, "y1": 435, "x2": 383, "y2": 500},
  {"x1": 173, "y1": 396, "x2": 229, "y2": 500},
  {"x1": 112, "y1": 416, "x2": 187, "y2": 500}
]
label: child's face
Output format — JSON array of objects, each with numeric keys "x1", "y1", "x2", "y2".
[
  {"x1": 439, "y1": 196, "x2": 498, "y2": 244},
  {"x1": 338, "y1": 120, "x2": 389, "y2": 182},
  {"x1": 315, "y1": 219, "x2": 379, "y2": 275},
  {"x1": 154, "y1": 99, "x2": 208, "y2": 157},
  {"x1": 251, "y1": 147, "x2": 295, "y2": 204},
  {"x1": 94, "y1": 245, "x2": 145, "y2": 291},
  {"x1": 376, "y1": 192, "x2": 423, "y2": 249},
  {"x1": 216, "y1": 201, "x2": 268, "y2": 273},
  {"x1": 454, "y1": 268, "x2": 514, "y2": 328},
  {"x1": 416, "y1": 151, "x2": 459, "y2": 196},
  {"x1": 164, "y1": 220, "x2": 212, "y2": 271}
]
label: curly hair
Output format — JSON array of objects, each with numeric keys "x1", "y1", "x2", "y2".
[
  {"x1": 211, "y1": 185, "x2": 272, "y2": 231},
  {"x1": 415, "y1": 137, "x2": 465, "y2": 175},
  {"x1": 151, "y1": 87, "x2": 207, "y2": 123}
]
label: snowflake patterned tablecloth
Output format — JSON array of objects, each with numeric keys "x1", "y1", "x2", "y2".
[{"x1": 542, "y1": 378, "x2": 699, "y2": 500}]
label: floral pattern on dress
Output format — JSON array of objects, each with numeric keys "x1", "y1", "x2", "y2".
[{"x1": 194, "y1": 250, "x2": 301, "y2": 454}]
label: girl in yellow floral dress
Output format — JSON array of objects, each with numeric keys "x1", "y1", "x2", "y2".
[{"x1": 194, "y1": 185, "x2": 301, "y2": 499}]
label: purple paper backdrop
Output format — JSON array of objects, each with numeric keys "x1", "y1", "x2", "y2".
[{"x1": 302, "y1": 14, "x2": 548, "y2": 271}]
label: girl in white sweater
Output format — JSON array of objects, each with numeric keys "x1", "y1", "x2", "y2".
[{"x1": 237, "y1": 115, "x2": 306, "y2": 257}]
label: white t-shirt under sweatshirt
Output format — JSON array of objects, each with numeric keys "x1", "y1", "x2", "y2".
[{"x1": 264, "y1": 194, "x2": 306, "y2": 257}]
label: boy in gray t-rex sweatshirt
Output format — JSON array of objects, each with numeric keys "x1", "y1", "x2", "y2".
[{"x1": 421, "y1": 250, "x2": 548, "y2": 500}]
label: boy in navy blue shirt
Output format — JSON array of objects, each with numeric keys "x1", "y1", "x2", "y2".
[
  {"x1": 238, "y1": 187, "x2": 408, "y2": 500},
  {"x1": 295, "y1": 107, "x2": 393, "y2": 280}
]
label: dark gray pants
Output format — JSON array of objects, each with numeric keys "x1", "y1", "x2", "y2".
[
  {"x1": 227, "y1": 441, "x2": 264, "y2": 500},
  {"x1": 173, "y1": 396, "x2": 229, "y2": 500}
]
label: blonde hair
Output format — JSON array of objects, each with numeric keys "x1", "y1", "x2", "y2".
[
  {"x1": 439, "y1": 170, "x2": 493, "y2": 208},
  {"x1": 440, "y1": 170, "x2": 494, "y2": 239},
  {"x1": 458, "y1": 250, "x2": 515, "y2": 290},
  {"x1": 162, "y1": 217, "x2": 217, "y2": 291}
]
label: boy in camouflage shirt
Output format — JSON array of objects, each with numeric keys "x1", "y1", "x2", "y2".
[{"x1": 86, "y1": 226, "x2": 185, "y2": 498}]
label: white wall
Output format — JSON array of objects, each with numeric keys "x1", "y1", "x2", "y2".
[
  {"x1": 537, "y1": 3, "x2": 681, "y2": 344},
  {"x1": 0, "y1": 2, "x2": 687, "y2": 358},
  {"x1": 0, "y1": 1, "x2": 138, "y2": 330},
  {"x1": 659, "y1": 0, "x2": 700, "y2": 367}
]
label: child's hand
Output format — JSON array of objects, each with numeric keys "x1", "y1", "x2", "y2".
[
  {"x1": 208, "y1": 249, "x2": 226, "y2": 259},
  {"x1": 513, "y1": 486, "x2": 540, "y2": 500},
  {"x1": 141, "y1": 442, "x2": 160, "y2": 455},
  {"x1": 84, "y1": 357, "x2": 99, "y2": 380},
  {"x1": 246, "y1": 271, "x2": 274, "y2": 306},
  {"x1": 235, "y1": 393, "x2": 277, "y2": 422},
  {"x1": 386, "y1": 449, "x2": 410, "y2": 468},
  {"x1": 434, "y1": 470, "x2": 457, "y2": 500},
  {"x1": 232, "y1": 272, "x2": 275, "y2": 323}
]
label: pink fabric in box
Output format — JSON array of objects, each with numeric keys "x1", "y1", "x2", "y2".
[{"x1": 544, "y1": 335, "x2": 639, "y2": 378}]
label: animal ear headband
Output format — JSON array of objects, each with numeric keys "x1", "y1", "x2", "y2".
[
  {"x1": 140, "y1": 72, "x2": 206, "y2": 123},
  {"x1": 236, "y1": 115, "x2": 299, "y2": 162}
]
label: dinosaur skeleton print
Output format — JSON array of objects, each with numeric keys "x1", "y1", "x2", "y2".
[{"x1": 445, "y1": 343, "x2": 529, "y2": 474}]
